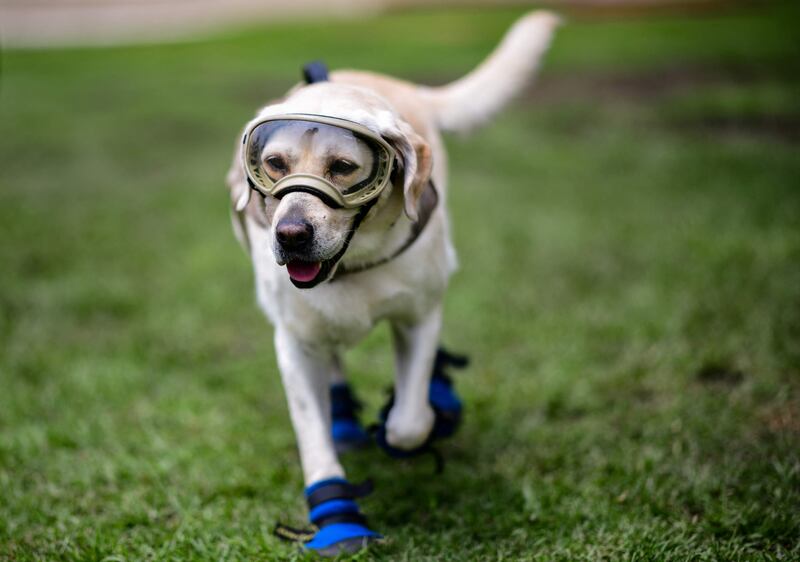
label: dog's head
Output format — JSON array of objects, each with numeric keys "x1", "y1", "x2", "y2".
[{"x1": 230, "y1": 82, "x2": 432, "y2": 288}]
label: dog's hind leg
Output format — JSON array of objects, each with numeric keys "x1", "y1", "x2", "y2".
[
  {"x1": 274, "y1": 328, "x2": 381, "y2": 555},
  {"x1": 329, "y1": 356, "x2": 371, "y2": 452},
  {"x1": 384, "y1": 305, "x2": 443, "y2": 450}
]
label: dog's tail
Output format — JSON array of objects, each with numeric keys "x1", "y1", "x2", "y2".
[{"x1": 418, "y1": 11, "x2": 560, "y2": 134}]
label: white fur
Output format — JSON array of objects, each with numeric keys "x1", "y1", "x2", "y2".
[{"x1": 227, "y1": 11, "x2": 558, "y2": 486}]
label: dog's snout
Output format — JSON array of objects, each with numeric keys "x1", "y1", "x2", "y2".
[{"x1": 276, "y1": 219, "x2": 314, "y2": 250}]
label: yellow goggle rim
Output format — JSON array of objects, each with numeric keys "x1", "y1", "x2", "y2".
[{"x1": 241, "y1": 113, "x2": 396, "y2": 209}]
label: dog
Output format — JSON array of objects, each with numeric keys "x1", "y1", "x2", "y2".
[{"x1": 226, "y1": 11, "x2": 559, "y2": 556}]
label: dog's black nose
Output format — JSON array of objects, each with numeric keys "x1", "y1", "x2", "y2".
[{"x1": 276, "y1": 219, "x2": 314, "y2": 251}]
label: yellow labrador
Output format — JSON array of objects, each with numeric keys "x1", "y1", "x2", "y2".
[{"x1": 226, "y1": 11, "x2": 559, "y2": 555}]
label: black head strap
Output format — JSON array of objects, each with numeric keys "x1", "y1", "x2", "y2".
[{"x1": 303, "y1": 61, "x2": 329, "y2": 84}]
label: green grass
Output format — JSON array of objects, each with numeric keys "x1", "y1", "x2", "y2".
[{"x1": 2, "y1": 2, "x2": 800, "y2": 560}]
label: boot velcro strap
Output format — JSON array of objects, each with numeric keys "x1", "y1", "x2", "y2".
[
  {"x1": 314, "y1": 511, "x2": 368, "y2": 528},
  {"x1": 306, "y1": 479, "x2": 374, "y2": 509}
]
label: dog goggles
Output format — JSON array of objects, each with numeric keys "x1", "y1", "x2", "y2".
[{"x1": 242, "y1": 114, "x2": 396, "y2": 209}]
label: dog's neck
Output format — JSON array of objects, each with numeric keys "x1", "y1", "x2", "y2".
[{"x1": 335, "y1": 181, "x2": 438, "y2": 279}]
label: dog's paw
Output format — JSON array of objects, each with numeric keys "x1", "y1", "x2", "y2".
[
  {"x1": 305, "y1": 523, "x2": 381, "y2": 557},
  {"x1": 384, "y1": 403, "x2": 435, "y2": 450},
  {"x1": 374, "y1": 347, "x2": 468, "y2": 459},
  {"x1": 303, "y1": 478, "x2": 382, "y2": 557}
]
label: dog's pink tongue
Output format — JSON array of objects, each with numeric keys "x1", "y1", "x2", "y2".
[{"x1": 286, "y1": 261, "x2": 322, "y2": 283}]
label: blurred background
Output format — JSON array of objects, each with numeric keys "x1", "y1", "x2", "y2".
[{"x1": 1, "y1": 0, "x2": 798, "y2": 560}]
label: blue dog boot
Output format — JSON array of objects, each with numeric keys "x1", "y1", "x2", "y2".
[
  {"x1": 429, "y1": 347, "x2": 467, "y2": 439},
  {"x1": 303, "y1": 478, "x2": 381, "y2": 557},
  {"x1": 429, "y1": 350, "x2": 465, "y2": 439},
  {"x1": 330, "y1": 383, "x2": 370, "y2": 453},
  {"x1": 375, "y1": 347, "x2": 468, "y2": 464}
]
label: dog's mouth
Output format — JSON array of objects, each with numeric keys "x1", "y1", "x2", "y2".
[
  {"x1": 287, "y1": 260, "x2": 321, "y2": 283},
  {"x1": 285, "y1": 259, "x2": 333, "y2": 289}
]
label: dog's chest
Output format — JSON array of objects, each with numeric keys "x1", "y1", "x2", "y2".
[
  {"x1": 249, "y1": 213, "x2": 455, "y2": 347},
  {"x1": 261, "y1": 270, "x2": 428, "y2": 346}
]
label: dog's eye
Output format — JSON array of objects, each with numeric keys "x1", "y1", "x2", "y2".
[
  {"x1": 264, "y1": 155, "x2": 288, "y2": 172},
  {"x1": 329, "y1": 159, "x2": 359, "y2": 176}
]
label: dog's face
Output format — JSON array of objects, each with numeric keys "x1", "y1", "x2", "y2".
[
  {"x1": 236, "y1": 83, "x2": 432, "y2": 288},
  {"x1": 265, "y1": 123, "x2": 376, "y2": 284}
]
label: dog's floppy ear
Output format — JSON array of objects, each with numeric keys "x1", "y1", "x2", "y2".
[
  {"x1": 226, "y1": 139, "x2": 252, "y2": 254},
  {"x1": 384, "y1": 121, "x2": 432, "y2": 222},
  {"x1": 227, "y1": 140, "x2": 251, "y2": 213}
]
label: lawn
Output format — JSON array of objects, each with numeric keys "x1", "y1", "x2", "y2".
[{"x1": 1, "y1": 2, "x2": 799, "y2": 560}]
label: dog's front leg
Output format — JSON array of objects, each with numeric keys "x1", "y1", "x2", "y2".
[
  {"x1": 385, "y1": 305, "x2": 442, "y2": 450},
  {"x1": 274, "y1": 328, "x2": 343, "y2": 484},
  {"x1": 274, "y1": 327, "x2": 381, "y2": 555}
]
